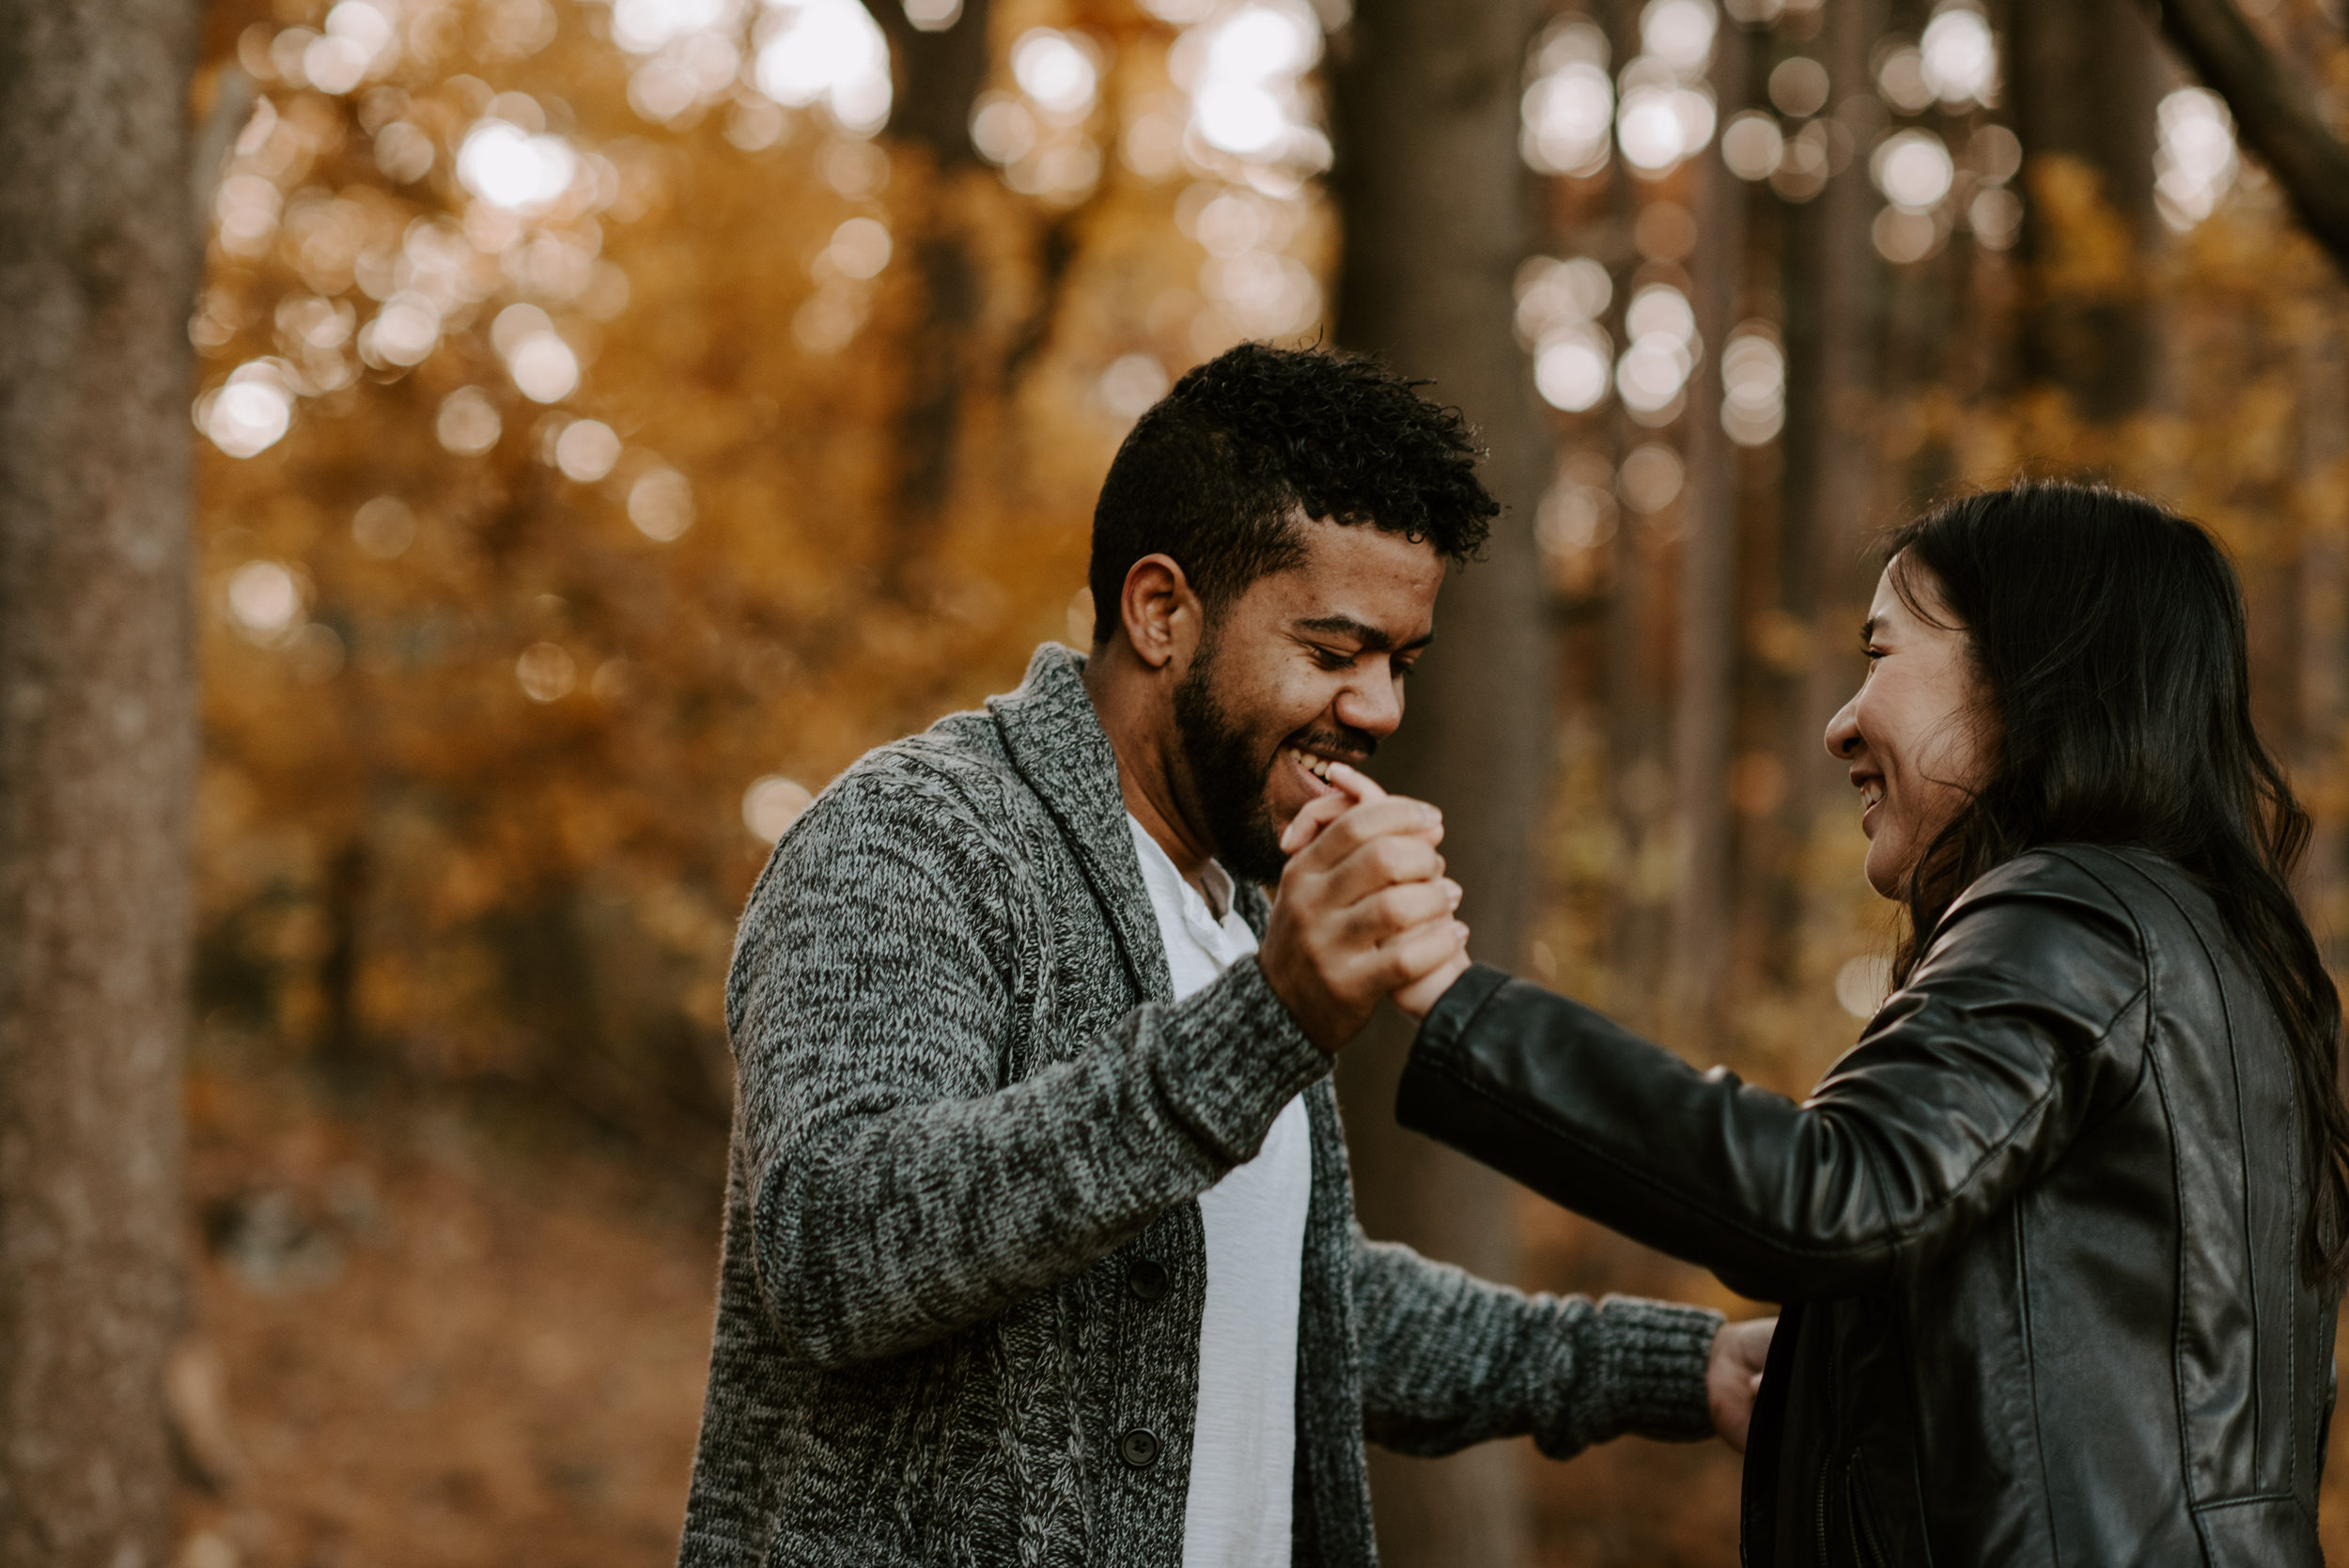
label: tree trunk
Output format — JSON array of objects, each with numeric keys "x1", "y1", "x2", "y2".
[
  {"x1": 2009, "y1": 0, "x2": 2159, "y2": 419},
  {"x1": 1772, "y1": 0, "x2": 1885, "y2": 968},
  {"x1": 1329, "y1": 2, "x2": 1548, "y2": 1562},
  {"x1": 1667, "y1": 16, "x2": 1753, "y2": 1037},
  {"x1": 858, "y1": 0, "x2": 996, "y2": 592},
  {"x1": 0, "y1": 4, "x2": 201, "y2": 1565}
]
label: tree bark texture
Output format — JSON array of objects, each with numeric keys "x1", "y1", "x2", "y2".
[
  {"x1": 1329, "y1": 2, "x2": 1548, "y2": 1562},
  {"x1": 2152, "y1": 0, "x2": 2349, "y2": 275},
  {"x1": 0, "y1": 3, "x2": 201, "y2": 1564},
  {"x1": 2009, "y1": 0, "x2": 2159, "y2": 419},
  {"x1": 1666, "y1": 17, "x2": 1752, "y2": 1036}
]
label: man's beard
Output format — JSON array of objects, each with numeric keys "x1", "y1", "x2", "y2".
[{"x1": 1171, "y1": 638, "x2": 1291, "y2": 887}]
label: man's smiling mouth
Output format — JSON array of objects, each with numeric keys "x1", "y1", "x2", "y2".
[{"x1": 1284, "y1": 746, "x2": 1338, "y2": 783}]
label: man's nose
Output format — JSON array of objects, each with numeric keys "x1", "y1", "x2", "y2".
[{"x1": 1336, "y1": 673, "x2": 1403, "y2": 739}]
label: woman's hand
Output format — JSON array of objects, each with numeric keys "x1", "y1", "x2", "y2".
[{"x1": 1706, "y1": 1316, "x2": 1777, "y2": 1452}]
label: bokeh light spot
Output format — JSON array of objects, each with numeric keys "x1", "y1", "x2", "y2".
[
  {"x1": 200, "y1": 363, "x2": 295, "y2": 458},
  {"x1": 826, "y1": 217, "x2": 892, "y2": 279},
  {"x1": 516, "y1": 642, "x2": 577, "y2": 703},
  {"x1": 1011, "y1": 29, "x2": 1099, "y2": 119},
  {"x1": 1619, "y1": 443, "x2": 1686, "y2": 513},
  {"x1": 228, "y1": 560, "x2": 303, "y2": 639},
  {"x1": 742, "y1": 775, "x2": 814, "y2": 842},
  {"x1": 1873, "y1": 129, "x2": 1954, "y2": 211},
  {"x1": 1097, "y1": 353, "x2": 1169, "y2": 421},
  {"x1": 457, "y1": 121, "x2": 577, "y2": 211},
  {"x1": 553, "y1": 419, "x2": 621, "y2": 482},
  {"x1": 352, "y1": 495, "x2": 417, "y2": 558},
  {"x1": 436, "y1": 386, "x2": 504, "y2": 455},
  {"x1": 2155, "y1": 87, "x2": 2238, "y2": 230},
  {"x1": 629, "y1": 468, "x2": 695, "y2": 540}
]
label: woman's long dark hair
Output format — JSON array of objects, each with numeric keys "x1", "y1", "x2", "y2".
[{"x1": 1886, "y1": 480, "x2": 2349, "y2": 1290}]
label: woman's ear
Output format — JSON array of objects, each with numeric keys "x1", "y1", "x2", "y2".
[{"x1": 1118, "y1": 553, "x2": 1201, "y2": 672}]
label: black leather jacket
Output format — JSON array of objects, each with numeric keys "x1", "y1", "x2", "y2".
[{"x1": 1400, "y1": 846, "x2": 2337, "y2": 1565}]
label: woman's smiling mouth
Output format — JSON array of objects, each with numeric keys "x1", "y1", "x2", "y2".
[{"x1": 1856, "y1": 776, "x2": 1885, "y2": 834}]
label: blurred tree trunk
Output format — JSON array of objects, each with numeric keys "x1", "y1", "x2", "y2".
[
  {"x1": 2010, "y1": 0, "x2": 2159, "y2": 418},
  {"x1": 1328, "y1": 2, "x2": 1548, "y2": 1563},
  {"x1": 859, "y1": 0, "x2": 994, "y2": 587},
  {"x1": 1770, "y1": 0, "x2": 1884, "y2": 975},
  {"x1": 0, "y1": 3, "x2": 202, "y2": 1565},
  {"x1": 1667, "y1": 16, "x2": 1752, "y2": 1037}
]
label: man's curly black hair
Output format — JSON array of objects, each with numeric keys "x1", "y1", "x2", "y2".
[{"x1": 1087, "y1": 342, "x2": 1498, "y2": 644}]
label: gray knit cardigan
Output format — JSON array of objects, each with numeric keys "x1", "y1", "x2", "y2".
[{"x1": 676, "y1": 643, "x2": 1721, "y2": 1568}]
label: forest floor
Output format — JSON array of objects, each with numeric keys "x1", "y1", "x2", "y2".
[
  {"x1": 171, "y1": 1062, "x2": 719, "y2": 1568},
  {"x1": 168, "y1": 1060, "x2": 2349, "y2": 1568}
]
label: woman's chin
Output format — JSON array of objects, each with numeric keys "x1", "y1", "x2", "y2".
[{"x1": 1862, "y1": 841, "x2": 1910, "y2": 899}]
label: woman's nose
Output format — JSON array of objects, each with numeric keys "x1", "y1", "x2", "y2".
[{"x1": 1824, "y1": 694, "x2": 1861, "y2": 759}]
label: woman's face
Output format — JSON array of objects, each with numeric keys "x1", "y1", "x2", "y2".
[{"x1": 1825, "y1": 558, "x2": 1996, "y2": 897}]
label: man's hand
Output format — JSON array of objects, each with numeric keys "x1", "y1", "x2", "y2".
[
  {"x1": 1280, "y1": 763, "x2": 1472, "y2": 1021},
  {"x1": 1258, "y1": 765, "x2": 1467, "y2": 1053},
  {"x1": 1706, "y1": 1316, "x2": 1776, "y2": 1452}
]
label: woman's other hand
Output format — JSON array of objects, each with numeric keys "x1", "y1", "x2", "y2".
[{"x1": 1707, "y1": 1316, "x2": 1777, "y2": 1452}]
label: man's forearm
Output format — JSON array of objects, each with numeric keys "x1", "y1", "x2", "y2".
[
  {"x1": 750, "y1": 956, "x2": 1327, "y2": 1369},
  {"x1": 1352, "y1": 1234, "x2": 1720, "y2": 1459}
]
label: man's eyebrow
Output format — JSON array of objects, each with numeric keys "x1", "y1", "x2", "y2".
[{"x1": 1292, "y1": 614, "x2": 1435, "y2": 653}]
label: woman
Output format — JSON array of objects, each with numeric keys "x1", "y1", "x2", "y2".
[{"x1": 1397, "y1": 483, "x2": 2348, "y2": 1563}]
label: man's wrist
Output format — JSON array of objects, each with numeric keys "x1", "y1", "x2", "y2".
[
  {"x1": 1149, "y1": 957, "x2": 1330, "y2": 1162},
  {"x1": 1596, "y1": 1296, "x2": 1725, "y2": 1444}
]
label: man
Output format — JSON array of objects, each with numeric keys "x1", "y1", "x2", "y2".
[{"x1": 677, "y1": 344, "x2": 1762, "y2": 1567}]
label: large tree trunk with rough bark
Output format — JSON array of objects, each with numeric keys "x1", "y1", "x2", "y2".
[
  {"x1": 1328, "y1": 1, "x2": 1549, "y2": 1562},
  {"x1": 0, "y1": 4, "x2": 202, "y2": 1564}
]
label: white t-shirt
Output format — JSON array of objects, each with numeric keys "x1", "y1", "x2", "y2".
[{"x1": 1126, "y1": 815, "x2": 1310, "y2": 1568}]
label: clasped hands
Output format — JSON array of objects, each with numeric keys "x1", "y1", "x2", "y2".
[
  {"x1": 1255, "y1": 761, "x2": 1470, "y2": 1056},
  {"x1": 1254, "y1": 762, "x2": 1777, "y2": 1455}
]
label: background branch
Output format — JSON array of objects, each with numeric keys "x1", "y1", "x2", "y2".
[{"x1": 2152, "y1": 0, "x2": 2349, "y2": 272}]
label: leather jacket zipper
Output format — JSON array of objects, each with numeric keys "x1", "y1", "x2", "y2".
[{"x1": 1844, "y1": 1454, "x2": 1889, "y2": 1568}]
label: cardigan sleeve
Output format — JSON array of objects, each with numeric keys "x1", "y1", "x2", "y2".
[{"x1": 728, "y1": 760, "x2": 1330, "y2": 1369}]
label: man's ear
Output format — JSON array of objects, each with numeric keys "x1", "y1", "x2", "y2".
[{"x1": 1118, "y1": 553, "x2": 1203, "y2": 672}]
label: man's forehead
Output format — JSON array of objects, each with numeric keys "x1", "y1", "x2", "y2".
[
  {"x1": 1290, "y1": 517, "x2": 1443, "y2": 580},
  {"x1": 1221, "y1": 516, "x2": 1440, "y2": 639}
]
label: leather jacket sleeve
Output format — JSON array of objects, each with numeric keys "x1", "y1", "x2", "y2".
[{"x1": 1398, "y1": 877, "x2": 2150, "y2": 1303}]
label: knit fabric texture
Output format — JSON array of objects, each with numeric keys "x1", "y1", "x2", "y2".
[{"x1": 675, "y1": 643, "x2": 1722, "y2": 1568}]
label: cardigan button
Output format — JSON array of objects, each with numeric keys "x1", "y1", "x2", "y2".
[
  {"x1": 1117, "y1": 1427, "x2": 1161, "y2": 1468},
  {"x1": 1126, "y1": 1258, "x2": 1170, "y2": 1302}
]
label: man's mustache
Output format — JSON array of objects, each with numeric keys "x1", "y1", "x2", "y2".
[{"x1": 1280, "y1": 725, "x2": 1378, "y2": 768}]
